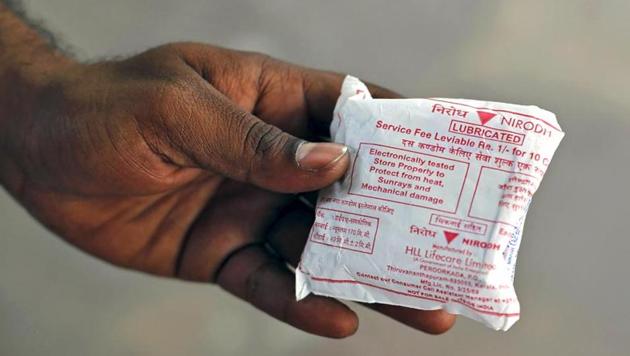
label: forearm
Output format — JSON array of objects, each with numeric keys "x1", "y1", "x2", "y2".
[
  {"x1": 0, "y1": 3, "x2": 73, "y2": 191},
  {"x1": 0, "y1": 2, "x2": 71, "y2": 108}
]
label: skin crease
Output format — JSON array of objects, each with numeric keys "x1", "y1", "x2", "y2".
[{"x1": 0, "y1": 4, "x2": 455, "y2": 338}]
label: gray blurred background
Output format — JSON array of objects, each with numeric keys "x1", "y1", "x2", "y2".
[{"x1": 1, "y1": 0, "x2": 629, "y2": 355}]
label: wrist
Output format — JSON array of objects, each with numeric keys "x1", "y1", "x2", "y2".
[
  {"x1": 0, "y1": 57, "x2": 80, "y2": 192},
  {"x1": 0, "y1": 7, "x2": 76, "y2": 193},
  {"x1": 0, "y1": 3, "x2": 75, "y2": 126}
]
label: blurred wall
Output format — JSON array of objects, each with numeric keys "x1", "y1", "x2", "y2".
[{"x1": 1, "y1": 1, "x2": 629, "y2": 355}]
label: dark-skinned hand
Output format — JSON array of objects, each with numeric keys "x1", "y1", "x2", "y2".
[{"x1": 0, "y1": 42, "x2": 455, "y2": 337}]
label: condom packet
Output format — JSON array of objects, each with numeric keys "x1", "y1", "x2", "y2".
[{"x1": 296, "y1": 76, "x2": 564, "y2": 330}]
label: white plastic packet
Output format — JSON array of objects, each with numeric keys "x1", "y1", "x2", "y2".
[{"x1": 296, "y1": 76, "x2": 564, "y2": 331}]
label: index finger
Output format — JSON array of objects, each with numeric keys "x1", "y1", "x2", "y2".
[{"x1": 301, "y1": 69, "x2": 403, "y2": 135}]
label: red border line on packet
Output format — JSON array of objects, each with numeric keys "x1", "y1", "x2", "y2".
[
  {"x1": 467, "y1": 166, "x2": 538, "y2": 227},
  {"x1": 306, "y1": 274, "x2": 521, "y2": 318},
  {"x1": 428, "y1": 98, "x2": 562, "y2": 132},
  {"x1": 347, "y1": 142, "x2": 470, "y2": 214}
]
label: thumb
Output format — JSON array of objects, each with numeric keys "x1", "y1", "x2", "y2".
[
  {"x1": 179, "y1": 91, "x2": 350, "y2": 193},
  {"x1": 231, "y1": 115, "x2": 350, "y2": 193}
]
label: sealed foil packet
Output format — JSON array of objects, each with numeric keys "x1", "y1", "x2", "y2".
[{"x1": 296, "y1": 76, "x2": 564, "y2": 330}]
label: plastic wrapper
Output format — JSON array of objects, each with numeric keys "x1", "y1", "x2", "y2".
[{"x1": 296, "y1": 76, "x2": 564, "y2": 330}]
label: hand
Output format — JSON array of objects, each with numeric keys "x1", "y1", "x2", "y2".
[{"x1": 0, "y1": 42, "x2": 455, "y2": 337}]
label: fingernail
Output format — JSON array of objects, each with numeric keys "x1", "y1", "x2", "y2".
[{"x1": 296, "y1": 141, "x2": 348, "y2": 171}]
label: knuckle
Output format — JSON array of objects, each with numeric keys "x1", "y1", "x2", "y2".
[
  {"x1": 147, "y1": 42, "x2": 200, "y2": 61},
  {"x1": 154, "y1": 42, "x2": 186, "y2": 53},
  {"x1": 249, "y1": 122, "x2": 284, "y2": 155},
  {"x1": 236, "y1": 50, "x2": 272, "y2": 67},
  {"x1": 241, "y1": 119, "x2": 290, "y2": 178},
  {"x1": 250, "y1": 52, "x2": 274, "y2": 68}
]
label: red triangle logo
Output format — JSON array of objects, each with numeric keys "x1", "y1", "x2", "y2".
[
  {"x1": 443, "y1": 231, "x2": 459, "y2": 244},
  {"x1": 477, "y1": 111, "x2": 496, "y2": 125}
]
